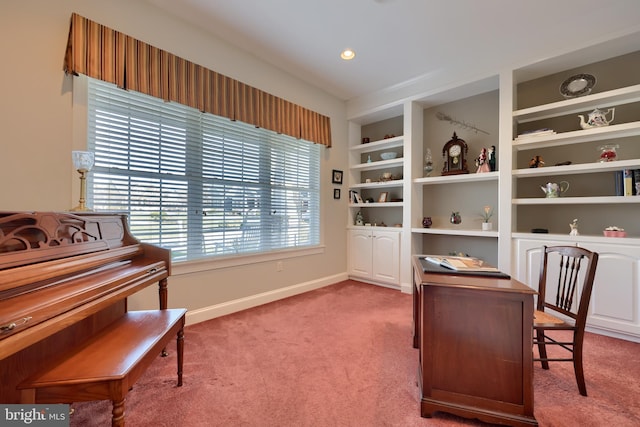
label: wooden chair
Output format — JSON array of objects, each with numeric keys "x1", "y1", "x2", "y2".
[{"x1": 533, "y1": 245, "x2": 599, "y2": 396}]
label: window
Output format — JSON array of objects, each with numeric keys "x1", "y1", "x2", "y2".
[{"x1": 87, "y1": 78, "x2": 321, "y2": 262}]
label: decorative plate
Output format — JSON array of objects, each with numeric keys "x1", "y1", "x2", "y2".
[{"x1": 560, "y1": 73, "x2": 596, "y2": 98}]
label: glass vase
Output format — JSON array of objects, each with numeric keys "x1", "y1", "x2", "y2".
[{"x1": 597, "y1": 144, "x2": 618, "y2": 162}]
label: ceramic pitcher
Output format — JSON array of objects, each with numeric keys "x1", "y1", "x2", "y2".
[{"x1": 541, "y1": 181, "x2": 569, "y2": 198}]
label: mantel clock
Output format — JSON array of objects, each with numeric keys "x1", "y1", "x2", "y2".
[{"x1": 442, "y1": 132, "x2": 469, "y2": 176}]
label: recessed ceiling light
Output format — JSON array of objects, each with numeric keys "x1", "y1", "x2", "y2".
[{"x1": 340, "y1": 49, "x2": 356, "y2": 60}]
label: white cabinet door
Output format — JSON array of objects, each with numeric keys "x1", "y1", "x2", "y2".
[
  {"x1": 348, "y1": 229, "x2": 400, "y2": 285},
  {"x1": 514, "y1": 238, "x2": 640, "y2": 341},
  {"x1": 349, "y1": 229, "x2": 373, "y2": 278},
  {"x1": 578, "y1": 242, "x2": 640, "y2": 339},
  {"x1": 371, "y1": 230, "x2": 400, "y2": 284}
]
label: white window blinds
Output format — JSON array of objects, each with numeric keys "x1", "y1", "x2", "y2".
[{"x1": 87, "y1": 78, "x2": 321, "y2": 262}]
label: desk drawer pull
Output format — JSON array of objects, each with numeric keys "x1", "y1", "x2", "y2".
[{"x1": 1, "y1": 316, "x2": 32, "y2": 332}]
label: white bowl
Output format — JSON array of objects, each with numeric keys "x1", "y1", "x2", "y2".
[{"x1": 380, "y1": 152, "x2": 398, "y2": 160}]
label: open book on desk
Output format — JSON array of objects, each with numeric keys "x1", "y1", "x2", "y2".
[{"x1": 424, "y1": 255, "x2": 500, "y2": 272}]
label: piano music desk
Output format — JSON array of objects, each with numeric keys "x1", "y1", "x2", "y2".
[{"x1": 19, "y1": 309, "x2": 186, "y2": 427}]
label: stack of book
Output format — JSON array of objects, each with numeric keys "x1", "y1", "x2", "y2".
[
  {"x1": 514, "y1": 128, "x2": 556, "y2": 141},
  {"x1": 614, "y1": 169, "x2": 640, "y2": 196}
]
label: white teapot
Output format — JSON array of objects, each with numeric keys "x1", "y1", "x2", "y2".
[{"x1": 578, "y1": 108, "x2": 615, "y2": 129}]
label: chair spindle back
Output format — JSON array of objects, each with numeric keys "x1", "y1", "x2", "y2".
[{"x1": 555, "y1": 253, "x2": 583, "y2": 312}]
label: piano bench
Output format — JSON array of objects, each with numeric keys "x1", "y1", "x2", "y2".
[{"x1": 18, "y1": 308, "x2": 187, "y2": 427}]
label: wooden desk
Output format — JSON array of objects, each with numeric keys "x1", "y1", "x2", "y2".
[{"x1": 412, "y1": 256, "x2": 538, "y2": 427}]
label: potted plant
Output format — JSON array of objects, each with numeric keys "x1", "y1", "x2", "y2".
[{"x1": 481, "y1": 206, "x2": 493, "y2": 231}]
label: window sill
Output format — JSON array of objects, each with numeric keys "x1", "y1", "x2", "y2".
[{"x1": 171, "y1": 245, "x2": 325, "y2": 276}]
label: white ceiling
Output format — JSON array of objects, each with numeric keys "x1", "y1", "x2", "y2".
[{"x1": 146, "y1": 0, "x2": 640, "y2": 102}]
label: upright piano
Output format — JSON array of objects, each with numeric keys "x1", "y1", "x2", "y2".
[{"x1": 0, "y1": 211, "x2": 186, "y2": 426}]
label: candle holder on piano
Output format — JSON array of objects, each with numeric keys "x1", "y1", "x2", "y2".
[{"x1": 71, "y1": 151, "x2": 94, "y2": 212}]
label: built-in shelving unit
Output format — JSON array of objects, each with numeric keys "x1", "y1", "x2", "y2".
[
  {"x1": 347, "y1": 126, "x2": 405, "y2": 288},
  {"x1": 348, "y1": 132, "x2": 405, "y2": 227},
  {"x1": 511, "y1": 69, "x2": 640, "y2": 237},
  {"x1": 411, "y1": 88, "x2": 500, "y2": 268},
  {"x1": 508, "y1": 49, "x2": 640, "y2": 342},
  {"x1": 346, "y1": 33, "x2": 640, "y2": 340}
]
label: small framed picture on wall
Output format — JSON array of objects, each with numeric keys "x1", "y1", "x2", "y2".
[
  {"x1": 333, "y1": 188, "x2": 341, "y2": 199},
  {"x1": 332, "y1": 169, "x2": 343, "y2": 184}
]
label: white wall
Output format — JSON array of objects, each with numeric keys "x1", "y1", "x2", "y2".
[{"x1": 0, "y1": 0, "x2": 349, "y2": 323}]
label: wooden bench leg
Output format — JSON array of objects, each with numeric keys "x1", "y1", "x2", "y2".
[
  {"x1": 177, "y1": 327, "x2": 184, "y2": 386},
  {"x1": 112, "y1": 398, "x2": 125, "y2": 427},
  {"x1": 160, "y1": 278, "x2": 169, "y2": 357}
]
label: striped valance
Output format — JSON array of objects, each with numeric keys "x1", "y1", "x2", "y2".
[{"x1": 64, "y1": 13, "x2": 331, "y2": 147}]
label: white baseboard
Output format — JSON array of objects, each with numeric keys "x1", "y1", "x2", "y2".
[
  {"x1": 586, "y1": 324, "x2": 640, "y2": 343},
  {"x1": 400, "y1": 281, "x2": 412, "y2": 294},
  {"x1": 185, "y1": 272, "x2": 348, "y2": 326}
]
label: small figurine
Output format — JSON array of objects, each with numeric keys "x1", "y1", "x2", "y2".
[
  {"x1": 355, "y1": 211, "x2": 364, "y2": 226},
  {"x1": 488, "y1": 145, "x2": 496, "y2": 171},
  {"x1": 450, "y1": 211, "x2": 462, "y2": 225},
  {"x1": 422, "y1": 216, "x2": 432, "y2": 228},
  {"x1": 529, "y1": 155, "x2": 545, "y2": 168},
  {"x1": 475, "y1": 148, "x2": 491, "y2": 173},
  {"x1": 569, "y1": 218, "x2": 579, "y2": 236}
]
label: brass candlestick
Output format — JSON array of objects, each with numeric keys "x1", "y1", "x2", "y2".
[{"x1": 71, "y1": 151, "x2": 94, "y2": 212}]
